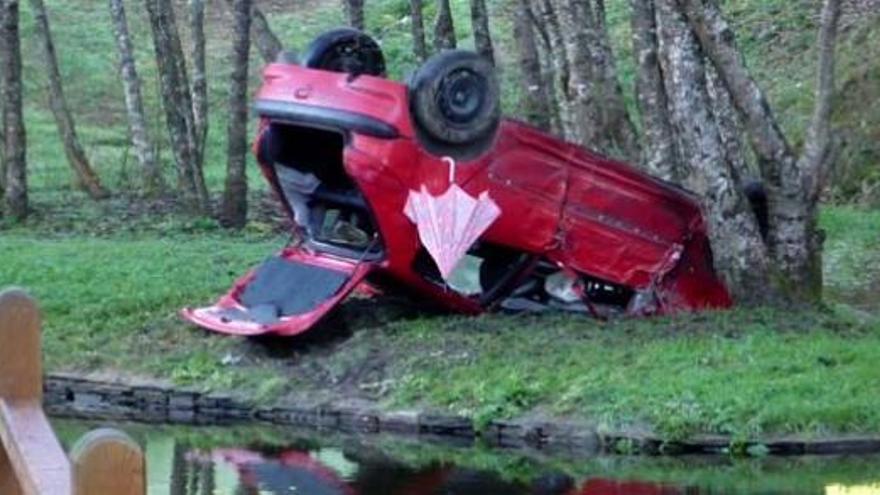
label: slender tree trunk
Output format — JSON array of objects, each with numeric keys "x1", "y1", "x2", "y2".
[
  {"x1": 221, "y1": 0, "x2": 281, "y2": 63},
  {"x1": 29, "y1": 0, "x2": 108, "y2": 199},
  {"x1": 1, "y1": 0, "x2": 26, "y2": 219},
  {"x1": 250, "y1": 4, "x2": 281, "y2": 62},
  {"x1": 223, "y1": 0, "x2": 251, "y2": 228},
  {"x1": 656, "y1": 0, "x2": 770, "y2": 303},
  {"x1": 409, "y1": 0, "x2": 428, "y2": 60},
  {"x1": 433, "y1": 0, "x2": 456, "y2": 50},
  {"x1": 190, "y1": 0, "x2": 208, "y2": 169},
  {"x1": 145, "y1": 0, "x2": 210, "y2": 213},
  {"x1": 109, "y1": 0, "x2": 163, "y2": 194},
  {"x1": 0, "y1": 5, "x2": 6, "y2": 195},
  {"x1": 679, "y1": 0, "x2": 841, "y2": 301},
  {"x1": 629, "y1": 0, "x2": 680, "y2": 181},
  {"x1": 469, "y1": 0, "x2": 494, "y2": 63},
  {"x1": 343, "y1": 0, "x2": 365, "y2": 30},
  {"x1": 513, "y1": 0, "x2": 552, "y2": 131},
  {"x1": 530, "y1": 0, "x2": 565, "y2": 135}
]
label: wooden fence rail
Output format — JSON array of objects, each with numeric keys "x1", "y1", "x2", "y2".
[{"x1": 0, "y1": 289, "x2": 146, "y2": 495}]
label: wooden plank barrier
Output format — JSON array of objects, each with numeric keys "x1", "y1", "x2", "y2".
[{"x1": 0, "y1": 289, "x2": 146, "y2": 495}]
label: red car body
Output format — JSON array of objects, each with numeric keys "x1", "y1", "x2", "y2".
[{"x1": 182, "y1": 63, "x2": 731, "y2": 337}]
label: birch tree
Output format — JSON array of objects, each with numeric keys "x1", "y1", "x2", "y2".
[
  {"x1": 109, "y1": 0, "x2": 163, "y2": 194},
  {"x1": 222, "y1": 0, "x2": 281, "y2": 63},
  {"x1": 223, "y1": 0, "x2": 251, "y2": 228},
  {"x1": 678, "y1": 0, "x2": 842, "y2": 301},
  {"x1": 145, "y1": 0, "x2": 210, "y2": 212},
  {"x1": 30, "y1": 0, "x2": 108, "y2": 199}
]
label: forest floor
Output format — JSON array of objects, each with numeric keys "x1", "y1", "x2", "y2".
[{"x1": 2, "y1": 202, "x2": 879, "y2": 442}]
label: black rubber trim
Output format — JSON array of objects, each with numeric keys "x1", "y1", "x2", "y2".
[{"x1": 254, "y1": 100, "x2": 399, "y2": 139}]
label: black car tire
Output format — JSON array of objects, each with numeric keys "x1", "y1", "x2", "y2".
[
  {"x1": 409, "y1": 50, "x2": 500, "y2": 158},
  {"x1": 300, "y1": 28, "x2": 386, "y2": 77}
]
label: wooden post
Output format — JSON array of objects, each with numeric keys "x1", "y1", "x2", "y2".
[
  {"x1": 0, "y1": 289, "x2": 73, "y2": 495},
  {"x1": 71, "y1": 429, "x2": 145, "y2": 495},
  {"x1": 0, "y1": 289, "x2": 42, "y2": 401}
]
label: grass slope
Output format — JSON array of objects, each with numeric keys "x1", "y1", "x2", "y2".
[{"x1": 1, "y1": 206, "x2": 878, "y2": 440}]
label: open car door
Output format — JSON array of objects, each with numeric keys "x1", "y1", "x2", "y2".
[{"x1": 182, "y1": 247, "x2": 373, "y2": 337}]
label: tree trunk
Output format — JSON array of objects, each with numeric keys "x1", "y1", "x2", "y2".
[
  {"x1": 0, "y1": 5, "x2": 6, "y2": 195},
  {"x1": 29, "y1": 0, "x2": 108, "y2": 199},
  {"x1": 513, "y1": 0, "x2": 552, "y2": 131},
  {"x1": 250, "y1": 4, "x2": 281, "y2": 62},
  {"x1": 189, "y1": 0, "x2": 208, "y2": 169},
  {"x1": 223, "y1": 0, "x2": 251, "y2": 229},
  {"x1": 469, "y1": 0, "x2": 494, "y2": 63},
  {"x1": 0, "y1": 0, "x2": 26, "y2": 219},
  {"x1": 433, "y1": 0, "x2": 456, "y2": 50},
  {"x1": 145, "y1": 0, "x2": 210, "y2": 213},
  {"x1": 222, "y1": 0, "x2": 281, "y2": 63},
  {"x1": 343, "y1": 0, "x2": 365, "y2": 31},
  {"x1": 656, "y1": 0, "x2": 771, "y2": 303},
  {"x1": 679, "y1": 0, "x2": 841, "y2": 301},
  {"x1": 629, "y1": 0, "x2": 680, "y2": 181},
  {"x1": 530, "y1": 0, "x2": 566, "y2": 135},
  {"x1": 109, "y1": 0, "x2": 163, "y2": 194},
  {"x1": 409, "y1": 0, "x2": 428, "y2": 60},
  {"x1": 706, "y1": 63, "x2": 750, "y2": 179}
]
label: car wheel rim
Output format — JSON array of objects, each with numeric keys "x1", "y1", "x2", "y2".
[{"x1": 437, "y1": 68, "x2": 486, "y2": 125}]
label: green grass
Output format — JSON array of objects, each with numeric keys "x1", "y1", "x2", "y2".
[{"x1": 1, "y1": 205, "x2": 879, "y2": 440}]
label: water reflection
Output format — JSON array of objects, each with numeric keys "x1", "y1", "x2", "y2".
[{"x1": 53, "y1": 421, "x2": 880, "y2": 495}]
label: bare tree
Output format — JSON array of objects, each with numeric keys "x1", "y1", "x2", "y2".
[
  {"x1": 190, "y1": 0, "x2": 208, "y2": 167},
  {"x1": 109, "y1": 0, "x2": 163, "y2": 194},
  {"x1": 513, "y1": 0, "x2": 552, "y2": 131},
  {"x1": 433, "y1": 0, "x2": 456, "y2": 50},
  {"x1": 222, "y1": 0, "x2": 281, "y2": 63},
  {"x1": 680, "y1": 0, "x2": 842, "y2": 301},
  {"x1": 656, "y1": 0, "x2": 770, "y2": 302},
  {"x1": 223, "y1": 0, "x2": 251, "y2": 228},
  {"x1": 469, "y1": 0, "x2": 494, "y2": 63},
  {"x1": 29, "y1": 0, "x2": 108, "y2": 199},
  {"x1": 409, "y1": 0, "x2": 428, "y2": 61},
  {"x1": 1, "y1": 0, "x2": 26, "y2": 219},
  {"x1": 145, "y1": 0, "x2": 210, "y2": 212},
  {"x1": 343, "y1": 0, "x2": 365, "y2": 30},
  {"x1": 629, "y1": 0, "x2": 680, "y2": 181}
]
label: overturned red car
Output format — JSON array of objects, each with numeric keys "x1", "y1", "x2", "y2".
[{"x1": 183, "y1": 29, "x2": 732, "y2": 337}]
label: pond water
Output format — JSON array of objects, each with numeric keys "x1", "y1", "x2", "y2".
[{"x1": 54, "y1": 420, "x2": 880, "y2": 495}]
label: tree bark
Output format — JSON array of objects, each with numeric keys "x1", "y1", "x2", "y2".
[
  {"x1": 433, "y1": 0, "x2": 456, "y2": 50},
  {"x1": 145, "y1": 0, "x2": 210, "y2": 212},
  {"x1": 0, "y1": 4, "x2": 6, "y2": 195},
  {"x1": 221, "y1": 0, "x2": 281, "y2": 63},
  {"x1": 679, "y1": 0, "x2": 841, "y2": 301},
  {"x1": 706, "y1": 63, "x2": 750, "y2": 179},
  {"x1": 656, "y1": 0, "x2": 771, "y2": 303},
  {"x1": 629, "y1": 0, "x2": 680, "y2": 181},
  {"x1": 1, "y1": 0, "x2": 26, "y2": 219},
  {"x1": 409, "y1": 0, "x2": 428, "y2": 60},
  {"x1": 190, "y1": 0, "x2": 208, "y2": 169},
  {"x1": 530, "y1": 0, "x2": 566, "y2": 135},
  {"x1": 109, "y1": 0, "x2": 163, "y2": 194},
  {"x1": 513, "y1": 0, "x2": 552, "y2": 131},
  {"x1": 343, "y1": 0, "x2": 365, "y2": 31},
  {"x1": 469, "y1": 0, "x2": 494, "y2": 63},
  {"x1": 29, "y1": 0, "x2": 108, "y2": 199},
  {"x1": 223, "y1": 0, "x2": 251, "y2": 228},
  {"x1": 250, "y1": 4, "x2": 281, "y2": 62}
]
